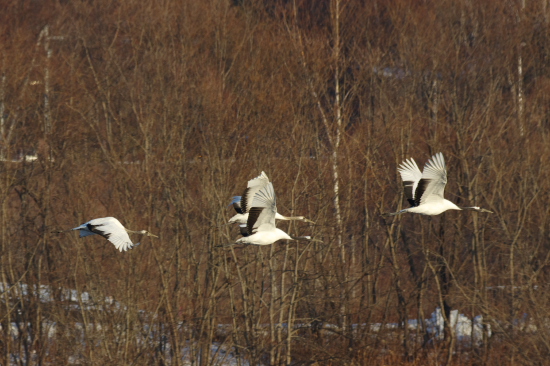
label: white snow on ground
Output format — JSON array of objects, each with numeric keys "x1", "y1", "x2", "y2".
[
  {"x1": 0, "y1": 282, "x2": 502, "y2": 364},
  {"x1": 0, "y1": 282, "x2": 123, "y2": 311},
  {"x1": 366, "y1": 307, "x2": 491, "y2": 344},
  {"x1": 180, "y1": 342, "x2": 251, "y2": 366},
  {"x1": 428, "y1": 307, "x2": 492, "y2": 343}
]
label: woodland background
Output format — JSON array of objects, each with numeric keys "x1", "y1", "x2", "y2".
[{"x1": 1, "y1": 0, "x2": 550, "y2": 365}]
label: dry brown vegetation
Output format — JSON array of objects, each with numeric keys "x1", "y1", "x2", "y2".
[{"x1": 1, "y1": 0, "x2": 550, "y2": 364}]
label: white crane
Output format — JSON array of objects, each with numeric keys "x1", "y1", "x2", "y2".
[
  {"x1": 234, "y1": 182, "x2": 316, "y2": 245},
  {"x1": 229, "y1": 171, "x2": 314, "y2": 228},
  {"x1": 54, "y1": 217, "x2": 158, "y2": 252},
  {"x1": 388, "y1": 152, "x2": 493, "y2": 216}
]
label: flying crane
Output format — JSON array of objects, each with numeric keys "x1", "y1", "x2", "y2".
[
  {"x1": 55, "y1": 217, "x2": 158, "y2": 252},
  {"x1": 234, "y1": 182, "x2": 316, "y2": 245},
  {"x1": 388, "y1": 152, "x2": 493, "y2": 216},
  {"x1": 229, "y1": 171, "x2": 314, "y2": 236}
]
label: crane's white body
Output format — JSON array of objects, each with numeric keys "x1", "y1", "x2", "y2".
[
  {"x1": 229, "y1": 171, "x2": 313, "y2": 225},
  {"x1": 235, "y1": 182, "x2": 311, "y2": 245},
  {"x1": 238, "y1": 228, "x2": 294, "y2": 245},
  {"x1": 229, "y1": 210, "x2": 289, "y2": 224},
  {"x1": 400, "y1": 199, "x2": 461, "y2": 216},
  {"x1": 65, "y1": 217, "x2": 157, "y2": 252},
  {"x1": 389, "y1": 153, "x2": 491, "y2": 216}
]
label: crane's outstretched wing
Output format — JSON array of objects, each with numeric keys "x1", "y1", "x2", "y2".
[
  {"x1": 78, "y1": 230, "x2": 96, "y2": 238},
  {"x1": 241, "y1": 171, "x2": 270, "y2": 213},
  {"x1": 397, "y1": 158, "x2": 422, "y2": 207},
  {"x1": 247, "y1": 182, "x2": 277, "y2": 235},
  {"x1": 418, "y1": 152, "x2": 448, "y2": 205},
  {"x1": 229, "y1": 196, "x2": 244, "y2": 214},
  {"x1": 86, "y1": 217, "x2": 136, "y2": 252},
  {"x1": 239, "y1": 224, "x2": 249, "y2": 237}
]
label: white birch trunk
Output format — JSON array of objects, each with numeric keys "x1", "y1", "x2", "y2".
[{"x1": 331, "y1": 0, "x2": 343, "y2": 251}]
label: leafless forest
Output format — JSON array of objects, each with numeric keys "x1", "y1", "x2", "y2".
[{"x1": 1, "y1": 0, "x2": 550, "y2": 364}]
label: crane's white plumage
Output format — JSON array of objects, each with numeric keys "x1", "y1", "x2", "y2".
[
  {"x1": 398, "y1": 157, "x2": 422, "y2": 205},
  {"x1": 388, "y1": 153, "x2": 493, "y2": 216},
  {"x1": 235, "y1": 182, "x2": 313, "y2": 245},
  {"x1": 57, "y1": 217, "x2": 158, "y2": 252},
  {"x1": 417, "y1": 152, "x2": 448, "y2": 205},
  {"x1": 229, "y1": 171, "x2": 270, "y2": 224},
  {"x1": 229, "y1": 172, "x2": 314, "y2": 225}
]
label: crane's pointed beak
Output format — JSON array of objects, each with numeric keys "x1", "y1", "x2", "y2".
[
  {"x1": 479, "y1": 208, "x2": 493, "y2": 214},
  {"x1": 148, "y1": 233, "x2": 159, "y2": 238},
  {"x1": 303, "y1": 218, "x2": 316, "y2": 224}
]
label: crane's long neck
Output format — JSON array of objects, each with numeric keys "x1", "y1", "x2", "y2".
[
  {"x1": 460, "y1": 206, "x2": 493, "y2": 213},
  {"x1": 276, "y1": 214, "x2": 303, "y2": 221},
  {"x1": 290, "y1": 235, "x2": 312, "y2": 241},
  {"x1": 276, "y1": 213, "x2": 315, "y2": 223},
  {"x1": 443, "y1": 199, "x2": 461, "y2": 211},
  {"x1": 125, "y1": 229, "x2": 145, "y2": 235}
]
